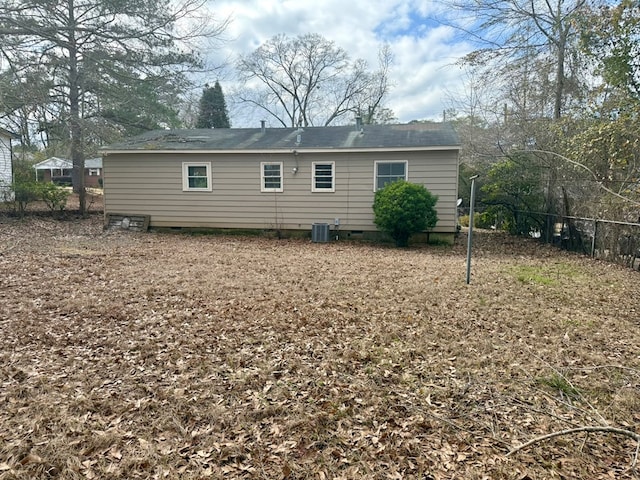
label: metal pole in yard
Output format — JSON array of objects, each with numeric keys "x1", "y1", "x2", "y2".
[{"x1": 466, "y1": 175, "x2": 479, "y2": 285}]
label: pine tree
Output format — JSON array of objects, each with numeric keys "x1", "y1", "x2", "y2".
[{"x1": 196, "y1": 81, "x2": 230, "y2": 128}]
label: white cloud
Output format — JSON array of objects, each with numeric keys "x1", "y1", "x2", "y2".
[{"x1": 207, "y1": 0, "x2": 472, "y2": 125}]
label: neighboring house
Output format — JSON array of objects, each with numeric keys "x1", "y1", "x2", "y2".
[
  {"x1": 0, "y1": 128, "x2": 17, "y2": 200},
  {"x1": 100, "y1": 122, "x2": 460, "y2": 241},
  {"x1": 34, "y1": 157, "x2": 103, "y2": 187}
]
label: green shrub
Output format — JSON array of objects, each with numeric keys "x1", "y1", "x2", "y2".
[
  {"x1": 475, "y1": 212, "x2": 495, "y2": 229},
  {"x1": 12, "y1": 180, "x2": 41, "y2": 215},
  {"x1": 38, "y1": 182, "x2": 70, "y2": 212},
  {"x1": 6, "y1": 179, "x2": 70, "y2": 216},
  {"x1": 459, "y1": 212, "x2": 495, "y2": 229},
  {"x1": 373, "y1": 180, "x2": 438, "y2": 247}
]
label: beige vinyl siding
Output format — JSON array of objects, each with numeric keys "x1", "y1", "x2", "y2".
[{"x1": 103, "y1": 149, "x2": 458, "y2": 233}]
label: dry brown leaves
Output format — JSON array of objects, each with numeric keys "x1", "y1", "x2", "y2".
[{"x1": 1, "y1": 212, "x2": 639, "y2": 479}]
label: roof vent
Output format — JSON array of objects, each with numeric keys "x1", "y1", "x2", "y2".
[
  {"x1": 260, "y1": 120, "x2": 266, "y2": 133},
  {"x1": 355, "y1": 116, "x2": 363, "y2": 131}
]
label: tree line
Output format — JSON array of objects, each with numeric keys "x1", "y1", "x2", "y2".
[{"x1": 449, "y1": 0, "x2": 640, "y2": 253}]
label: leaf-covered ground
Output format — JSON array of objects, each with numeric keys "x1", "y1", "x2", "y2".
[{"x1": 1, "y1": 212, "x2": 639, "y2": 479}]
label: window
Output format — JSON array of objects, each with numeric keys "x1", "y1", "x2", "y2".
[
  {"x1": 374, "y1": 161, "x2": 407, "y2": 190},
  {"x1": 312, "y1": 162, "x2": 335, "y2": 192},
  {"x1": 182, "y1": 162, "x2": 212, "y2": 191},
  {"x1": 88, "y1": 168, "x2": 101, "y2": 176},
  {"x1": 261, "y1": 162, "x2": 283, "y2": 192},
  {"x1": 53, "y1": 168, "x2": 72, "y2": 177}
]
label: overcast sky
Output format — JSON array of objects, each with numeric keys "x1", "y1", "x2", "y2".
[{"x1": 206, "y1": 0, "x2": 474, "y2": 127}]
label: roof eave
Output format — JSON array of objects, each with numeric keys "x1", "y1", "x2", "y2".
[{"x1": 101, "y1": 145, "x2": 460, "y2": 155}]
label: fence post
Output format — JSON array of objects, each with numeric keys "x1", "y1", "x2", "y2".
[
  {"x1": 466, "y1": 175, "x2": 479, "y2": 285},
  {"x1": 591, "y1": 219, "x2": 597, "y2": 258},
  {"x1": 545, "y1": 213, "x2": 551, "y2": 244}
]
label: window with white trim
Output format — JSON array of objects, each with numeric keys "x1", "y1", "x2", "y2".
[
  {"x1": 312, "y1": 162, "x2": 335, "y2": 192},
  {"x1": 374, "y1": 160, "x2": 407, "y2": 191},
  {"x1": 182, "y1": 162, "x2": 212, "y2": 191},
  {"x1": 261, "y1": 162, "x2": 283, "y2": 192},
  {"x1": 88, "y1": 168, "x2": 101, "y2": 176}
]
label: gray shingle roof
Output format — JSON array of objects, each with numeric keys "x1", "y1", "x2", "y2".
[
  {"x1": 33, "y1": 157, "x2": 103, "y2": 169},
  {"x1": 102, "y1": 123, "x2": 460, "y2": 152}
]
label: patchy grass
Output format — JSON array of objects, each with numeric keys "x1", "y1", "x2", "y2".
[
  {"x1": 1, "y1": 218, "x2": 639, "y2": 479},
  {"x1": 536, "y1": 373, "x2": 582, "y2": 400},
  {"x1": 510, "y1": 262, "x2": 584, "y2": 286}
]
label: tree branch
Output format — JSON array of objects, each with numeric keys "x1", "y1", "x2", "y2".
[{"x1": 507, "y1": 426, "x2": 640, "y2": 459}]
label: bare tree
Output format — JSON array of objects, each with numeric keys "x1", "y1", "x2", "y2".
[
  {"x1": 236, "y1": 33, "x2": 393, "y2": 127},
  {"x1": 450, "y1": 0, "x2": 591, "y2": 120}
]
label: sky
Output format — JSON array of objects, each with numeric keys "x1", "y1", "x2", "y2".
[{"x1": 205, "y1": 0, "x2": 474, "y2": 127}]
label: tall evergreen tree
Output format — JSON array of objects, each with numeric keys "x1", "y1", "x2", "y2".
[{"x1": 196, "y1": 81, "x2": 230, "y2": 128}]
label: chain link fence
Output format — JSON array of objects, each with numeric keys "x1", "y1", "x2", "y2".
[{"x1": 530, "y1": 212, "x2": 640, "y2": 270}]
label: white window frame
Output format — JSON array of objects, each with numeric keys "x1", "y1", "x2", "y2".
[
  {"x1": 88, "y1": 168, "x2": 101, "y2": 176},
  {"x1": 373, "y1": 160, "x2": 408, "y2": 191},
  {"x1": 182, "y1": 162, "x2": 212, "y2": 192},
  {"x1": 311, "y1": 161, "x2": 335, "y2": 192},
  {"x1": 260, "y1": 161, "x2": 283, "y2": 193}
]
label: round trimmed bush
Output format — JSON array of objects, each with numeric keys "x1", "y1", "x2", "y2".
[{"x1": 373, "y1": 180, "x2": 438, "y2": 247}]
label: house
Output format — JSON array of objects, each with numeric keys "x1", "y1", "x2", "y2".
[
  {"x1": 0, "y1": 128, "x2": 17, "y2": 201},
  {"x1": 100, "y1": 122, "x2": 460, "y2": 242},
  {"x1": 33, "y1": 157, "x2": 103, "y2": 187},
  {"x1": 33, "y1": 157, "x2": 71, "y2": 183}
]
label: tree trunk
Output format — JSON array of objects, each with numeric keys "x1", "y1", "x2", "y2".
[
  {"x1": 67, "y1": 0, "x2": 86, "y2": 214},
  {"x1": 553, "y1": 27, "x2": 567, "y2": 120}
]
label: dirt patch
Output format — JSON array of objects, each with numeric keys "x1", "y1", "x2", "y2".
[{"x1": 1, "y1": 215, "x2": 639, "y2": 479}]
